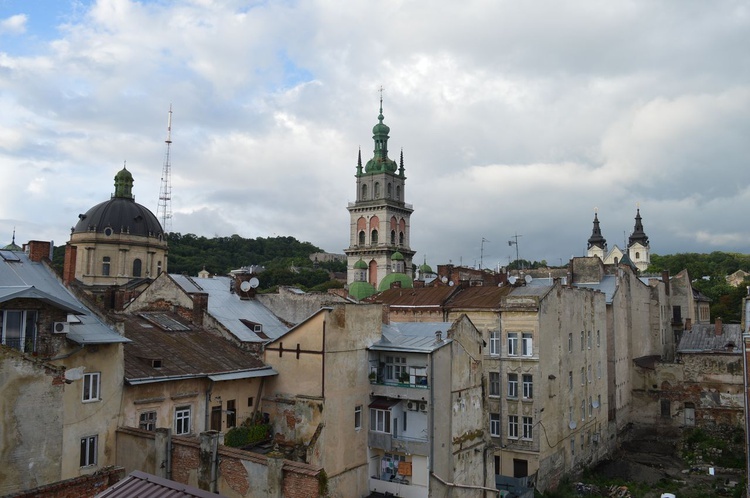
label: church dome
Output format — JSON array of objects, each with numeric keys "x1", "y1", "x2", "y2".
[
  {"x1": 392, "y1": 251, "x2": 404, "y2": 261},
  {"x1": 73, "y1": 166, "x2": 164, "y2": 238},
  {"x1": 349, "y1": 280, "x2": 377, "y2": 301},
  {"x1": 419, "y1": 262, "x2": 433, "y2": 274},
  {"x1": 378, "y1": 272, "x2": 413, "y2": 291},
  {"x1": 354, "y1": 259, "x2": 368, "y2": 270}
]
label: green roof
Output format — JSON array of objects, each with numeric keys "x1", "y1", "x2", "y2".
[
  {"x1": 378, "y1": 272, "x2": 413, "y2": 291},
  {"x1": 392, "y1": 251, "x2": 404, "y2": 261},
  {"x1": 349, "y1": 281, "x2": 377, "y2": 301},
  {"x1": 354, "y1": 259, "x2": 368, "y2": 270}
]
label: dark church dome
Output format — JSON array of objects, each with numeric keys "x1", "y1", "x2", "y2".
[{"x1": 73, "y1": 166, "x2": 164, "y2": 238}]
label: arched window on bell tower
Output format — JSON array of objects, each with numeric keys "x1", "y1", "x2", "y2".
[
  {"x1": 371, "y1": 229, "x2": 378, "y2": 245},
  {"x1": 361, "y1": 184, "x2": 368, "y2": 200}
]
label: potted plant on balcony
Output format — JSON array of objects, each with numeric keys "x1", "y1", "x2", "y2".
[
  {"x1": 369, "y1": 371, "x2": 377, "y2": 383},
  {"x1": 398, "y1": 371, "x2": 410, "y2": 385}
]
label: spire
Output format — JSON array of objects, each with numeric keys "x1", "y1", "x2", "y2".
[
  {"x1": 628, "y1": 207, "x2": 649, "y2": 247},
  {"x1": 364, "y1": 88, "x2": 397, "y2": 174},
  {"x1": 587, "y1": 211, "x2": 607, "y2": 250},
  {"x1": 356, "y1": 147, "x2": 362, "y2": 176},
  {"x1": 399, "y1": 148, "x2": 405, "y2": 177},
  {"x1": 113, "y1": 162, "x2": 134, "y2": 200}
]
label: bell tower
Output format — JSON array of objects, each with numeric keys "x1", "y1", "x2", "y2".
[{"x1": 345, "y1": 95, "x2": 415, "y2": 288}]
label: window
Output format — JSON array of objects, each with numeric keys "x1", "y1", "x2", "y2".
[
  {"x1": 102, "y1": 256, "x2": 110, "y2": 276},
  {"x1": 507, "y1": 373, "x2": 518, "y2": 398},
  {"x1": 361, "y1": 184, "x2": 368, "y2": 199},
  {"x1": 370, "y1": 408, "x2": 391, "y2": 433},
  {"x1": 490, "y1": 413, "x2": 501, "y2": 437},
  {"x1": 175, "y1": 406, "x2": 191, "y2": 435},
  {"x1": 507, "y1": 333, "x2": 518, "y2": 356},
  {"x1": 597, "y1": 361, "x2": 602, "y2": 379},
  {"x1": 581, "y1": 400, "x2": 586, "y2": 421},
  {"x1": 82, "y1": 372, "x2": 100, "y2": 402},
  {"x1": 489, "y1": 331, "x2": 500, "y2": 356},
  {"x1": 508, "y1": 415, "x2": 519, "y2": 439},
  {"x1": 226, "y1": 399, "x2": 236, "y2": 428},
  {"x1": 587, "y1": 365, "x2": 592, "y2": 383},
  {"x1": 390, "y1": 230, "x2": 396, "y2": 245},
  {"x1": 522, "y1": 374, "x2": 533, "y2": 399},
  {"x1": 248, "y1": 397, "x2": 254, "y2": 407},
  {"x1": 598, "y1": 395, "x2": 602, "y2": 412},
  {"x1": 568, "y1": 333, "x2": 573, "y2": 353},
  {"x1": 489, "y1": 372, "x2": 501, "y2": 397},
  {"x1": 580, "y1": 367, "x2": 585, "y2": 385},
  {"x1": 587, "y1": 331, "x2": 592, "y2": 349},
  {"x1": 387, "y1": 183, "x2": 392, "y2": 198},
  {"x1": 374, "y1": 182, "x2": 381, "y2": 198},
  {"x1": 139, "y1": 411, "x2": 156, "y2": 431},
  {"x1": 568, "y1": 371, "x2": 573, "y2": 390},
  {"x1": 403, "y1": 411, "x2": 407, "y2": 431},
  {"x1": 522, "y1": 416, "x2": 533, "y2": 440},
  {"x1": 399, "y1": 232, "x2": 404, "y2": 245},
  {"x1": 571, "y1": 436, "x2": 576, "y2": 456},
  {"x1": 359, "y1": 231, "x2": 365, "y2": 245},
  {"x1": 80, "y1": 435, "x2": 97, "y2": 467},
  {"x1": 133, "y1": 258, "x2": 142, "y2": 277},
  {"x1": 385, "y1": 356, "x2": 407, "y2": 381},
  {"x1": 371, "y1": 229, "x2": 378, "y2": 244},
  {"x1": 157, "y1": 261, "x2": 162, "y2": 274},
  {"x1": 569, "y1": 405, "x2": 574, "y2": 423},
  {"x1": 396, "y1": 185, "x2": 401, "y2": 200},
  {"x1": 355, "y1": 405, "x2": 362, "y2": 430},
  {"x1": 0, "y1": 310, "x2": 38, "y2": 352},
  {"x1": 522, "y1": 333, "x2": 533, "y2": 356},
  {"x1": 580, "y1": 331, "x2": 584, "y2": 351},
  {"x1": 589, "y1": 396, "x2": 593, "y2": 417},
  {"x1": 596, "y1": 330, "x2": 600, "y2": 347}
]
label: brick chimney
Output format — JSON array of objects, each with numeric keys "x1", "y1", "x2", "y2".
[
  {"x1": 685, "y1": 317, "x2": 692, "y2": 331},
  {"x1": 27, "y1": 240, "x2": 51, "y2": 262},
  {"x1": 715, "y1": 317, "x2": 723, "y2": 336},
  {"x1": 192, "y1": 293, "x2": 209, "y2": 325},
  {"x1": 63, "y1": 244, "x2": 77, "y2": 284},
  {"x1": 661, "y1": 270, "x2": 670, "y2": 295}
]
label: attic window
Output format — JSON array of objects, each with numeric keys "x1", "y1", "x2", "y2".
[
  {"x1": 152, "y1": 359, "x2": 163, "y2": 368},
  {"x1": 139, "y1": 312, "x2": 190, "y2": 331},
  {"x1": 240, "y1": 319, "x2": 265, "y2": 336}
]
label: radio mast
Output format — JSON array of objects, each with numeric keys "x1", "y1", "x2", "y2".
[{"x1": 157, "y1": 105, "x2": 173, "y2": 233}]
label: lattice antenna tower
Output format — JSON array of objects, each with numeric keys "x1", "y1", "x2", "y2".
[{"x1": 157, "y1": 105, "x2": 173, "y2": 233}]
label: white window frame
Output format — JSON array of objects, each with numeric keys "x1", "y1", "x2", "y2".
[
  {"x1": 507, "y1": 373, "x2": 518, "y2": 398},
  {"x1": 139, "y1": 410, "x2": 157, "y2": 431},
  {"x1": 490, "y1": 413, "x2": 501, "y2": 437},
  {"x1": 489, "y1": 372, "x2": 501, "y2": 397},
  {"x1": 507, "y1": 332, "x2": 518, "y2": 356},
  {"x1": 80, "y1": 435, "x2": 97, "y2": 467},
  {"x1": 385, "y1": 356, "x2": 407, "y2": 381},
  {"x1": 522, "y1": 374, "x2": 533, "y2": 399},
  {"x1": 522, "y1": 416, "x2": 533, "y2": 440},
  {"x1": 0, "y1": 310, "x2": 38, "y2": 352},
  {"x1": 521, "y1": 333, "x2": 533, "y2": 357},
  {"x1": 354, "y1": 405, "x2": 362, "y2": 430},
  {"x1": 82, "y1": 372, "x2": 100, "y2": 402},
  {"x1": 508, "y1": 415, "x2": 519, "y2": 439},
  {"x1": 489, "y1": 331, "x2": 500, "y2": 356},
  {"x1": 370, "y1": 408, "x2": 391, "y2": 434},
  {"x1": 175, "y1": 406, "x2": 191, "y2": 435}
]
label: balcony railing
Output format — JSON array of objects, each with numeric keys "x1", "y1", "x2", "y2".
[{"x1": 1, "y1": 338, "x2": 35, "y2": 353}]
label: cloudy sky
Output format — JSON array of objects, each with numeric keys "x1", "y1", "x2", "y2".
[{"x1": 1, "y1": 0, "x2": 748, "y2": 269}]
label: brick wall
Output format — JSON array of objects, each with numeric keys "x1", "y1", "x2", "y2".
[{"x1": 9, "y1": 466, "x2": 124, "y2": 498}]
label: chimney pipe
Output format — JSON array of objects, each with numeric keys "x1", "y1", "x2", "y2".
[
  {"x1": 661, "y1": 270, "x2": 670, "y2": 295},
  {"x1": 435, "y1": 330, "x2": 443, "y2": 343},
  {"x1": 63, "y1": 244, "x2": 77, "y2": 284},
  {"x1": 715, "y1": 317, "x2": 723, "y2": 336}
]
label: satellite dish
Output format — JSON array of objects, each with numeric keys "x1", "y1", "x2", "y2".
[
  {"x1": 592, "y1": 400, "x2": 600, "y2": 408},
  {"x1": 448, "y1": 281, "x2": 455, "y2": 286},
  {"x1": 569, "y1": 421, "x2": 577, "y2": 430},
  {"x1": 65, "y1": 366, "x2": 86, "y2": 381},
  {"x1": 508, "y1": 276, "x2": 518, "y2": 285},
  {"x1": 498, "y1": 283, "x2": 502, "y2": 287},
  {"x1": 524, "y1": 275, "x2": 533, "y2": 284},
  {"x1": 441, "y1": 276, "x2": 448, "y2": 283},
  {"x1": 240, "y1": 281, "x2": 252, "y2": 292},
  {"x1": 249, "y1": 277, "x2": 260, "y2": 288}
]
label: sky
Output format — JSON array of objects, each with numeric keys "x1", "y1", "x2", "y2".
[{"x1": 1, "y1": 0, "x2": 749, "y2": 270}]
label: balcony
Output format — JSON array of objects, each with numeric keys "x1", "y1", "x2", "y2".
[
  {"x1": 369, "y1": 378, "x2": 429, "y2": 401},
  {"x1": 369, "y1": 476, "x2": 427, "y2": 498},
  {"x1": 369, "y1": 431, "x2": 429, "y2": 456}
]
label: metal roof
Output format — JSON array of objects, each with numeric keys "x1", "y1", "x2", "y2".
[
  {"x1": 371, "y1": 286, "x2": 458, "y2": 307},
  {"x1": 370, "y1": 322, "x2": 453, "y2": 353},
  {"x1": 574, "y1": 275, "x2": 618, "y2": 303},
  {"x1": 0, "y1": 251, "x2": 128, "y2": 345},
  {"x1": 208, "y1": 367, "x2": 278, "y2": 381},
  {"x1": 445, "y1": 285, "x2": 512, "y2": 309},
  {"x1": 677, "y1": 323, "x2": 742, "y2": 353},
  {"x1": 171, "y1": 274, "x2": 289, "y2": 342},
  {"x1": 96, "y1": 470, "x2": 225, "y2": 498}
]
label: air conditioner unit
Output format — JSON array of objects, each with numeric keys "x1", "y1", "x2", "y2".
[
  {"x1": 53, "y1": 322, "x2": 69, "y2": 334},
  {"x1": 407, "y1": 401, "x2": 414, "y2": 410},
  {"x1": 419, "y1": 402, "x2": 427, "y2": 412}
]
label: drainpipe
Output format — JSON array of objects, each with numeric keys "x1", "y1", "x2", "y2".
[
  {"x1": 429, "y1": 354, "x2": 434, "y2": 475},
  {"x1": 205, "y1": 380, "x2": 214, "y2": 432}
]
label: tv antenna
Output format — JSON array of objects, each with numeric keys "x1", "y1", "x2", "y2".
[
  {"x1": 480, "y1": 237, "x2": 490, "y2": 270},
  {"x1": 157, "y1": 105, "x2": 173, "y2": 234},
  {"x1": 508, "y1": 232, "x2": 522, "y2": 269}
]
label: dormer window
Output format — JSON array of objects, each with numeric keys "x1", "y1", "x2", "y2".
[{"x1": 0, "y1": 310, "x2": 38, "y2": 353}]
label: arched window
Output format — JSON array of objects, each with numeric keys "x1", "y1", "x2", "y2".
[
  {"x1": 635, "y1": 252, "x2": 640, "y2": 259},
  {"x1": 371, "y1": 229, "x2": 378, "y2": 244},
  {"x1": 374, "y1": 182, "x2": 381, "y2": 198},
  {"x1": 102, "y1": 256, "x2": 110, "y2": 276},
  {"x1": 396, "y1": 186, "x2": 401, "y2": 200},
  {"x1": 368, "y1": 260, "x2": 378, "y2": 285},
  {"x1": 359, "y1": 231, "x2": 366, "y2": 245},
  {"x1": 399, "y1": 232, "x2": 404, "y2": 245},
  {"x1": 361, "y1": 184, "x2": 368, "y2": 200},
  {"x1": 133, "y1": 258, "x2": 142, "y2": 277},
  {"x1": 387, "y1": 183, "x2": 392, "y2": 198},
  {"x1": 390, "y1": 230, "x2": 396, "y2": 245}
]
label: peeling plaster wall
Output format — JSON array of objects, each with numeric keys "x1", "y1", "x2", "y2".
[{"x1": 0, "y1": 350, "x2": 65, "y2": 495}]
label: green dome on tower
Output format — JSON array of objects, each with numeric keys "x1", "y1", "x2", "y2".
[
  {"x1": 354, "y1": 259, "x2": 368, "y2": 270},
  {"x1": 349, "y1": 280, "x2": 377, "y2": 301},
  {"x1": 378, "y1": 272, "x2": 413, "y2": 292},
  {"x1": 392, "y1": 251, "x2": 404, "y2": 261},
  {"x1": 114, "y1": 165, "x2": 134, "y2": 199},
  {"x1": 419, "y1": 262, "x2": 433, "y2": 274}
]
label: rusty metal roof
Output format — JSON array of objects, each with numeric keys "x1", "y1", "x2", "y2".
[
  {"x1": 370, "y1": 286, "x2": 458, "y2": 307},
  {"x1": 677, "y1": 323, "x2": 742, "y2": 353},
  {"x1": 444, "y1": 285, "x2": 512, "y2": 310},
  {"x1": 96, "y1": 470, "x2": 225, "y2": 497},
  {"x1": 121, "y1": 311, "x2": 268, "y2": 384}
]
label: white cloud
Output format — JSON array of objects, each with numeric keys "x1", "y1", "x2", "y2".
[{"x1": 0, "y1": 14, "x2": 27, "y2": 35}]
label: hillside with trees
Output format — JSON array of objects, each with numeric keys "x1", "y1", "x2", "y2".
[{"x1": 648, "y1": 252, "x2": 750, "y2": 323}]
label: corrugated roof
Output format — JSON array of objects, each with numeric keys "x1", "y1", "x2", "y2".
[
  {"x1": 370, "y1": 322, "x2": 453, "y2": 353},
  {"x1": 96, "y1": 470, "x2": 225, "y2": 498},
  {"x1": 371, "y1": 285, "x2": 458, "y2": 307},
  {"x1": 677, "y1": 323, "x2": 742, "y2": 353},
  {"x1": 0, "y1": 252, "x2": 128, "y2": 345},
  {"x1": 171, "y1": 274, "x2": 288, "y2": 342},
  {"x1": 574, "y1": 275, "x2": 617, "y2": 303},
  {"x1": 122, "y1": 311, "x2": 267, "y2": 384},
  {"x1": 444, "y1": 285, "x2": 512, "y2": 309}
]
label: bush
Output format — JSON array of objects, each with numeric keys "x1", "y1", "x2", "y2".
[{"x1": 224, "y1": 424, "x2": 271, "y2": 448}]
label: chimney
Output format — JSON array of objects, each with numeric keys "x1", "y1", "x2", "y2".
[
  {"x1": 382, "y1": 306, "x2": 390, "y2": 325},
  {"x1": 192, "y1": 293, "x2": 209, "y2": 325},
  {"x1": 715, "y1": 317, "x2": 723, "y2": 336},
  {"x1": 390, "y1": 280, "x2": 402, "y2": 289},
  {"x1": 27, "y1": 240, "x2": 51, "y2": 262},
  {"x1": 63, "y1": 244, "x2": 77, "y2": 284},
  {"x1": 435, "y1": 330, "x2": 443, "y2": 343},
  {"x1": 413, "y1": 279, "x2": 425, "y2": 288},
  {"x1": 661, "y1": 270, "x2": 670, "y2": 295},
  {"x1": 685, "y1": 317, "x2": 692, "y2": 331}
]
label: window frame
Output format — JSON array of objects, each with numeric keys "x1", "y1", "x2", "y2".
[
  {"x1": 355, "y1": 405, "x2": 362, "y2": 430},
  {"x1": 489, "y1": 371, "x2": 501, "y2": 397},
  {"x1": 522, "y1": 416, "x2": 533, "y2": 440},
  {"x1": 508, "y1": 415, "x2": 519, "y2": 439},
  {"x1": 0, "y1": 309, "x2": 38, "y2": 353},
  {"x1": 80, "y1": 435, "x2": 98, "y2": 467},
  {"x1": 507, "y1": 332, "x2": 518, "y2": 356},
  {"x1": 82, "y1": 372, "x2": 101, "y2": 403},
  {"x1": 175, "y1": 406, "x2": 192, "y2": 435},
  {"x1": 370, "y1": 408, "x2": 392, "y2": 434},
  {"x1": 568, "y1": 332, "x2": 573, "y2": 353},
  {"x1": 139, "y1": 410, "x2": 157, "y2": 431},
  {"x1": 522, "y1": 374, "x2": 533, "y2": 399},
  {"x1": 507, "y1": 373, "x2": 518, "y2": 399},
  {"x1": 489, "y1": 330, "x2": 500, "y2": 356},
  {"x1": 521, "y1": 333, "x2": 533, "y2": 357},
  {"x1": 490, "y1": 413, "x2": 501, "y2": 437}
]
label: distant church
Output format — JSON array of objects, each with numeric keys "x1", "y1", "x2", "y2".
[
  {"x1": 586, "y1": 208, "x2": 650, "y2": 272},
  {"x1": 65, "y1": 166, "x2": 168, "y2": 287},
  {"x1": 345, "y1": 98, "x2": 415, "y2": 300}
]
